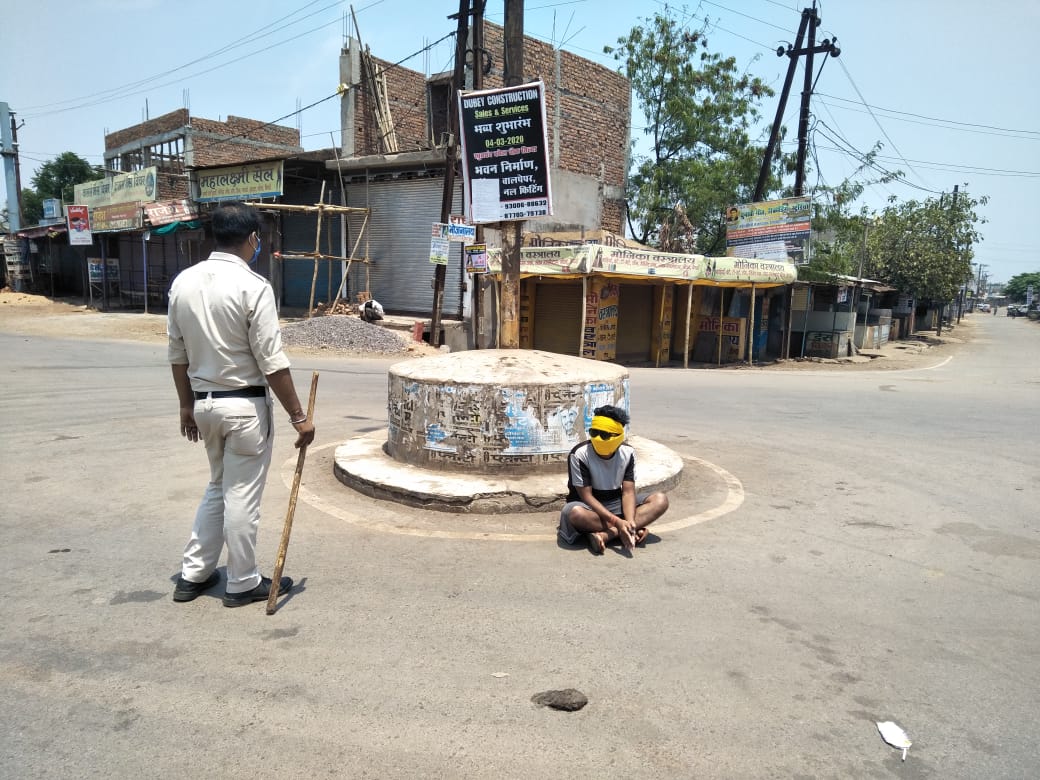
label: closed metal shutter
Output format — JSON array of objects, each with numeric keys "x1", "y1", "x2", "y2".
[
  {"x1": 280, "y1": 178, "x2": 343, "y2": 309},
  {"x1": 616, "y1": 284, "x2": 654, "y2": 362},
  {"x1": 345, "y1": 177, "x2": 463, "y2": 317},
  {"x1": 533, "y1": 281, "x2": 582, "y2": 355}
]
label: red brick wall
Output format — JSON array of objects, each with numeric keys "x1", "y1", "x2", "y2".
[
  {"x1": 354, "y1": 59, "x2": 431, "y2": 154},
  {"x1": 105, "y1": 110, "x2": 302, "y2": 169},
  {"x1": 350, "y1": 24, "x2": 630, "y2": 232},
  {"x1": 105, "y1": 109, "x2": 190, "y2": 150},
  {"x1": 190, "y1": 115, "x2": 301, "y2": 167}
]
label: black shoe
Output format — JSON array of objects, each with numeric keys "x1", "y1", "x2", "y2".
[
  {"x1": 172, "y1": 570, "x2": 221, "y2": 602},
  {"x1": 222, "y1": 575, "x2": 293, "y2": 608}
]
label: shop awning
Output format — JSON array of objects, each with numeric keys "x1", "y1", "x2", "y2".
[
  {"x1": 16, "y1": 224, "x2": 68, "y2": 239},
  {"x1": 487, "y1": 244, "x2": 797, "y2": 287}
]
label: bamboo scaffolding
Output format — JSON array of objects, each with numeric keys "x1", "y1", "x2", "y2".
[{"x1": 246, "y1": 195, "x2": 371, "y2": 316}]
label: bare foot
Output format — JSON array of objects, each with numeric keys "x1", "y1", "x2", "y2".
[
  {"x1": 634, "y1": 528, "x2": 649, "y2": 547},
  {"x1": 586, "y1": 532, "x2": 606, "y2": 555}
]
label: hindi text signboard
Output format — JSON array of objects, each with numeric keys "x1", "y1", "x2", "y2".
[
  {"x1": 725, "y1": 196, "x2": 811, "y2": 264},
  {"x1": 195, "y1": 160, "x2": 284, "y2": 202},
  {"x1": 458, "y1": 81, "x2": 552, "y2": 223},
  {"x1": 74, "y1": 167, "x2": 158, "y2": 209}
]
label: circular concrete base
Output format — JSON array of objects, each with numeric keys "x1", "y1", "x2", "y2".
[{"x1": 334, "y1": 431, "x2": 684, "y2": 514}]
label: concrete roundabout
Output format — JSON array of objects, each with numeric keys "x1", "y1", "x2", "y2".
[{"x1": 282, "y1": 441, "x2": 745, "y2": 542}]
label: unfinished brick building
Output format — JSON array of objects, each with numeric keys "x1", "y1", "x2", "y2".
[
  {"x1": 104, "y1": 109, "x2": 303, "y2": 200},
  {"x1": 342, "y1": 22, "x2": 630, "y2": 233}
]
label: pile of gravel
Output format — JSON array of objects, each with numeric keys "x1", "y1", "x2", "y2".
[{"x1": 281, "y1": 315, "x2": 413, "y2": 354}]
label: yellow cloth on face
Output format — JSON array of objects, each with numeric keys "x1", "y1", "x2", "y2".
[{"x1": 590, "y1": 415, "x2": 624, "y2": 436}]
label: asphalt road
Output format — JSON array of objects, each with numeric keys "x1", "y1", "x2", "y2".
[{"x1": 1, "y1": 314, "x2": 1037, "y2": 779}]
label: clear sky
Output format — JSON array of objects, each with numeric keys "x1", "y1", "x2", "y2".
[{"x1": 2, "y1": 0, "x2": 1036, "y2": 284}]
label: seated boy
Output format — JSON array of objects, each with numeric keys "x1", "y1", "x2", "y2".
[{"x1": 557, "y1": 405, "x2": 669, "y2": 554}]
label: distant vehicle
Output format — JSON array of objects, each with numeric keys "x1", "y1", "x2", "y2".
[{"x1": 977, "y1": 303, "x2": 990, "y2": 313}]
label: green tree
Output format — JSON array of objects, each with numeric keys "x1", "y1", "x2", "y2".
[
  {"x1": 798, "y1": 144, "x2": 897, "y2": 282},
  {"x1": 31, "y1": 151, "x2": 100, "y2": 203},
  {"x1": 20, "y1": 188, "x2": 44, "y2": 226},
  {"x1": 608, "y1": 9, "x2": 784, "y2": 253},
  {"x1": 1003, "y1": 271, "x2": 1040, "y2": 303},
  {"x1": 865, "y1": 192, "x2": 986, "y2": 334}
]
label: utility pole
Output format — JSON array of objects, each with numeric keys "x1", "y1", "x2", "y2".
[
  {"x1": 753, "y1": 5, "x2": 838, "y2": 201},
  {"x1": 430, "y1": 0, "x2": 471, "y2": 348},
  {"x1": 498, "y1": 0, "x2": 524, "y2": 349},
  {"x1": 471, "y1": 0, "x2": 487, "y2": 347},
  {"x1": 1, "y1": 102, "x2": 22, "y2": 232}
]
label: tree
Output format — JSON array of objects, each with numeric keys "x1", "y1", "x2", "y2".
[
  {"x1": 21, "y1": 152, "x2": 102, "y2": 224},
  {"x1": 797, "y1": 143, "x2": 897, "y2": 282},
  {"x1": 865, "y1": 192, "x2": 986, "y2": 334},
  {"x1": 608, "y1": 9, "x2": 785, "y2": 253},
  {"x1": 1004, "y1": 271, "x2": 1040, "y2": 303},
  {"x1": 21, "y1": 188, "x2": 43, "y2": 226},
  {"x1": 31, "y1": 152, "x2": 99, "y2": 202}
]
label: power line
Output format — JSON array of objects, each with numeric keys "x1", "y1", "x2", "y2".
[
  {"x1": 817, "y1": 92, "x2": 1040, "y2": 137},
  {"x1": 835, "y1": 58, "x2": 930, "y2": 188},
  {"x1": 698, "y1": 0, "x2": 793, "y2": 33},
  {"x1": 815, "y1": 122, "x2": 943, "y2": 194},
  {"x1": 191, "y1": 30, "x2": 458, "y2": 156},
  {"x1": 20, "y1": 0, "x2": 339, "y2": 114},
  {"x1": 816, "y1": 97, "x2": 1040, "y2": 141}
]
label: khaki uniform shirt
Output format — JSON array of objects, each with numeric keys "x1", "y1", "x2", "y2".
[{"x1": 167, "y1": 252, "x2": 290, "y2": 391}]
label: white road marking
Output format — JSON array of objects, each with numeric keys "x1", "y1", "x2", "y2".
[{"x1": 285, "y1": 447, "x2": 745, "y2": 542}]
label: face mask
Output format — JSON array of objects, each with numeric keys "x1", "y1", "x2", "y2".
[
  {"x1": 588, "y1": 415, "x2": 625, "y2": 458},
  {"x1": 250, "y1": 234, "x2": 262, "y2": 265}
]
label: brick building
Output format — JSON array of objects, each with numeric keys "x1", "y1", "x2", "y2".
[
  {"x1": 330, "y1": 22, "x2": 631, "y2": 345},
  {"x1": 104, "y1": 108, "x2": 303, "y2": 200}
]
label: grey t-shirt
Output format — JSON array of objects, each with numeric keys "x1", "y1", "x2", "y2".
[{"x1": 566, "y1": 441, "x2": 636, "y2": 504}]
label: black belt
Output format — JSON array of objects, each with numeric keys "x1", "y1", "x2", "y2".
[{"x1": 194, "y1": 386, "x2": 267, "y2": 399}]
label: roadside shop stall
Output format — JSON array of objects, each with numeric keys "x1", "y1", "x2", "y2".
[{"x1": 487, "y1": 242, "x2": 798, "y2": 366}]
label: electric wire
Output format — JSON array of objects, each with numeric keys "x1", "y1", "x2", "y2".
[
  {"x1": 20, "y1": 0, "x2": 341, "y2": 113},
  {"x1": 191, "y1": 30, "x2": 458, "y2": 156},
  {"x1": 835, "y1": 58, "x2": 930, "y2": 188},
  {"x1": 815, "y1": 122, "x2": 943, "y2": 194}
]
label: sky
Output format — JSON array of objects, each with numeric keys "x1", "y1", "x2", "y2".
[{"x1": 1, "y1": 0, "x2": 1037, "y2": 284}]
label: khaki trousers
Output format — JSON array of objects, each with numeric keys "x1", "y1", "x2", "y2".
[{"x1": 181, "y1": 394, "x2": 273, "y2": 594}]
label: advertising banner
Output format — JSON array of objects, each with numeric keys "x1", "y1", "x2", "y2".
[
  {"x1": 92, "y1": 202, "x2": 143, "y2": 233},
  {"x1": 87, "y1": 257, "x2": 120, "y2": 283},
  {"x1": 430, "y1": 223, "x2": 450, "y2": 266},
  {"x1": 589, "y1": 245, "x2": 704, "y2": 279},
  {"x1": 195, "y1": 160, "x2": 284, "y2": 202},
  {"x1": 74, "y1": 167, "x2": 158, "y2": 209},
  {"x1": 66, "y1": 205, "x2": 93, "y2": 246},
  {"x1": 447, "y1": 215, "x2": 476, "y2": 243},
  {"x1": 144, "y1": 199, "x2": 199, "y2": 226},
  {"x1": 582, "y1": 278, "x2": 619, "y2": 361},
  {"x1": 725, "y1": 196, "x2": 811, "y2": 263},
  {"x1": 464, "y1": 244, "x2": 488, "y2": 273},
  {"x1": 458, "y1": 81, "x2": 553, "y2": 223}
]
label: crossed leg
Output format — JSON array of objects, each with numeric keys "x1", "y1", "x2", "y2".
[{"x1": 568, "y1": 492, "x2": 669, "y2": 553}]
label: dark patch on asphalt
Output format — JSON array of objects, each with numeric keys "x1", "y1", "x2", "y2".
[
  {"x1": 110, "y1": 590, "x2": 165, "y2": 604},
  {"x1": 261, "y1": 627, "x2": 300, "y2": 641}
]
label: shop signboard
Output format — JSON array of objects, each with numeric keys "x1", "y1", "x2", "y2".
[
  {"x1": 92, "y1": 202, "x2": 143, "y2": 233},
  {"x1": 725, "y1": 196, "x2": 811, "y2": 264},
  {"x1": 458, "y1": 81, "x2": 552, "y2": 223},
  {"x1": 74, "y1": 167, "x2": 158, "y2": 209},
  {"x1": 144, "y1": 199, "x2": 199, "y2": 226},
  {"x1": 194, "y1": 160, "x2": 284, "y2": 202},
  {"x1": 87, "y1": 257, "x2": 120, "y2": 283}
]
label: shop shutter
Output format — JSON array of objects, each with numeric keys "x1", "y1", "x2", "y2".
[
  {"x1": 344, "y1": 177, "x2": 463, "y2": 317},
  {"x1": 533, "y1": 281, "x2": 582, "y2": 355},
  {"x1": 616, "y1": 284, "x2": 654, "y2": 362},
  {"x1": 280, "y1": 178, "x2": 342, "y2": 309}
]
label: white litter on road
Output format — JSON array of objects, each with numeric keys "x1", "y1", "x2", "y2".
[{"x1": 876, "y1": 720, "x2": 912, "y2": 761}]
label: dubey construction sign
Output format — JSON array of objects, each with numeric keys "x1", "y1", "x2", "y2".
[{"x1": 458, "y1": 81, "x2": 552, "y2": 224}]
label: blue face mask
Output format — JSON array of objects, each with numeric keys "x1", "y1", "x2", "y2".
[{"x1": 250, "y1": 234, "x2": 262, "y2": 265}]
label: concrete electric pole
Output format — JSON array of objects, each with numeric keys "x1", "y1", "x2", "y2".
[
  {"x1": 498, "y1": 0, "x2": 525, "y2": 349},
  {"x1": 1, "y1": 102, "x2": 22, "y2": 232}
]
